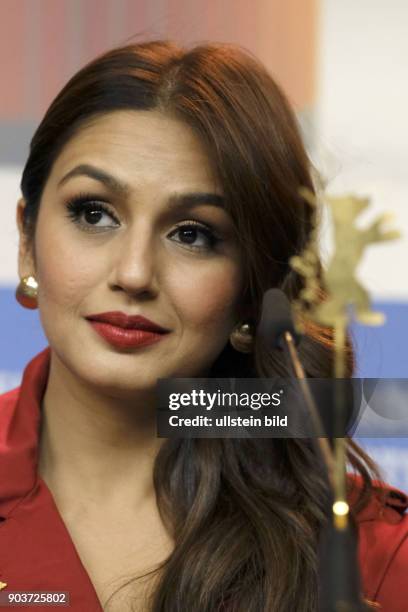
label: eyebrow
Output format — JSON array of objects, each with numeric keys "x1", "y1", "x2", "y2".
[{"x1": 57, "y1": 163, "x2": 225, "y2": 209}]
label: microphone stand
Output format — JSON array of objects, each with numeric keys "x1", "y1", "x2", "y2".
[{"x1": 281, "y1": 329, "x2": 335, "y2": 489}]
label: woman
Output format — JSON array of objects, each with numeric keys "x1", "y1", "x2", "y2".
[{"x1": 0, "y1": 40, "x2": 407, "y2": 612}]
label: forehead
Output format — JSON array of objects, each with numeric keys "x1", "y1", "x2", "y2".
[{"x1": 49, "y1": 109, "x2": 221, "y2": 191}]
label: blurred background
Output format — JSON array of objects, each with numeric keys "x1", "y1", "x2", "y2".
[{"x1": 1, "y1": 0, "x2": 407, "y2": 489}]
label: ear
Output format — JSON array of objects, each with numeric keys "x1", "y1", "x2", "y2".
[{"x1": 16, "y1": 198, "x2": 36, "y2": 279}]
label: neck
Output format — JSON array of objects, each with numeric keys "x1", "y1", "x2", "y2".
[{"x1": 38, "y1": 350, "x2": 165, "y2": 513}]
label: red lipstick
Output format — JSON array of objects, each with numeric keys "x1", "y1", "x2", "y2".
[{"x1": 85, "y1": 311, "x2": 170, "y2": 349}]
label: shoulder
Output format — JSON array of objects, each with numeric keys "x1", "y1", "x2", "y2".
[{"x1": 348, "y1": 473, "x2": 408, "y2": 610}]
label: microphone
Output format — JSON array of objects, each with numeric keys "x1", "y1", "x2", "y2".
[
  {"x1": 257, "y1": 288, "x2": 335, "y2": 480},
  {"x1": 258, "y1": 287, "x2": 302, "y2": 350}
]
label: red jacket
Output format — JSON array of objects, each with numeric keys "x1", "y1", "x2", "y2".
[{"x1": 0, "y1": 348, "x2": 407, "y2": 611}]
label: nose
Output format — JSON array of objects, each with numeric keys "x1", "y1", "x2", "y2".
[{"x1": 109, "y1": 225, "x2": 160, "y2": 297}]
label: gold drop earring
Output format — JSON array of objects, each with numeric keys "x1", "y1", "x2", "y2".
[
  {"x1": 229, "y1": 321, "x2": 255, "y2": 353},
  {"x1": 15, "y1": 275, "x2": 38, "y2": 310}
]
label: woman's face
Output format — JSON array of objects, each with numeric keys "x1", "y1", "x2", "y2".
[{"x1": 17, "y1": 110, "x2": 248, "y2": 398}]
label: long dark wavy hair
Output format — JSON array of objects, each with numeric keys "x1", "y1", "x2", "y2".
[{"x1": 20, "y1": 40, "x2": 385, "y2": 611}]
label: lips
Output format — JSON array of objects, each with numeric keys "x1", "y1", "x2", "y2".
[
  {"x1": 89, "y1": 321, "x2": 167, "y2": 349},
  {"x1": 85, "y1": 311, "x2": 169, "y2": 333}
]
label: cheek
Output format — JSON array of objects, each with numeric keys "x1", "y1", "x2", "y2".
[
  {"x1": 34, "y1": 223, "x2": 100, "y2": 312},
  {"x1": 169, "y1": 260, "x2": 243, "y2": 330}
]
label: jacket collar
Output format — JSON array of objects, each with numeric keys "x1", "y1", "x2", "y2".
[
  {"x1": 0, "y1": 347, "x2": 51, "y2": 517},
  {"x1": 0, "y1": 347, "x2": 104, "y2": 610},
  {"x1": 348, "y1": 472, "x2": 408, "y2": 522}
]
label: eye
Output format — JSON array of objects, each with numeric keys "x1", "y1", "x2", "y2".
[
  {"x1": 65, "y1": 193, "x2": 119, "y2": 231},
  {"x1": 168, "y1": 221, "x2": 221, "y2": 252},
  {"x1": 64, "y1": 194, "x2": 221, "y2": 251}
]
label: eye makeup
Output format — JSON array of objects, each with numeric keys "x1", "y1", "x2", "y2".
[{"x1": 64, "y1": 191, "x2": 223, "y2": 252}]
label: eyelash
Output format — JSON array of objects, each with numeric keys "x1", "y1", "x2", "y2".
[{"x1": 64, "y1": 193, "x2": 221, "y2": 252}]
